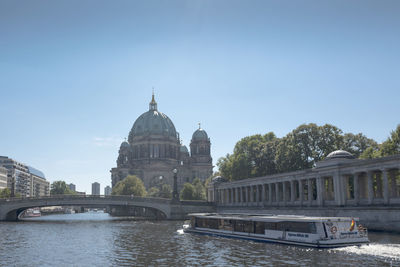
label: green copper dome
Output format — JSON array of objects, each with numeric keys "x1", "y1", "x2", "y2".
[
  {"x1": 180, "y1": 145, "x2": 189, "y2": 153},
  {"x1": 120, "y1": 140, "x2": 130, "y2": 149},
  {"x1": 128, "y1": 94, "x2": 177, "y2": 141},
  {"x1": 192, "y1": 127, "x2": 208, "y2": 141}
]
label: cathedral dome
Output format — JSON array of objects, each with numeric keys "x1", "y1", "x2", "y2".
[
  {"x1": 326, "y1": 150, "x2": 354, "y2": 159},
  {"x1": 192, "y1": 127, "x2": 208, "y2": 141},
  {"x1": 120, "y1": 140, "x2": 130, "y2": 149},
  {"x1": 180, "y1": 145, "x2": 189, "y2": 153},
  {"x1": 128, "y1": 94, "x2": 177, "y2": 141}
]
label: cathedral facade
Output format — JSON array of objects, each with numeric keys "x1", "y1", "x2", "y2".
[{"x1": 111, "y1": 94, "x2": 213, "y2": 191}]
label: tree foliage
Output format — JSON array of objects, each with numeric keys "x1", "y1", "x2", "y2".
[
  {"x1": 180, "y1": 183, "x2": 195, "y2": 200},
  {"x1": 0, "y1": 188, "x2": 11, "y2": 198},
  {"x1": 180, "y1": 178, "x2": 206, "y2": 200},
  {"x1": 111, "y1": 175, "x2": 147, "y2": 197},
  {"x1": 359, "y1": 124, "x2": 400, "y2": 159},
  {"x1": 379, "y1": 125, "x2": 400, "y2": 156},
  {"x1": 50, "y1": 181, "x2": 75, "y2": 195},
  {"x1": 217, "y1": 123, "x2": 383, "y2": 181},
  {"x1": 148, "y1": 184, "x2": 172, "y2": 198}
]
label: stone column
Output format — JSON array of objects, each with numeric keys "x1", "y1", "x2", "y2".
[
  {"x1": 299, "y1": 180, "x2": 303, "y2": 206},
  {"x1": 290, "y1": 180, "x2": 295, "y2": 204},
  {"x1": 316, "y1": 176, "x2": 323, "y2": 206},
  {"x1": 307, "y1": 179, "x2": 312, "y2": 205},
  {"x1": 261, "y1": 184, "x2": 266, "y2": 204},
  {"x1": 333, "y1": 172, "x2": 344, "y2": 206},
  {"x1": 249, "y1": 186, "x2": 253, "y2": 203},
  {"x1": 230, "y1": 189, "x2": 233, "y2": 205},
  {"x1": 383, "y1": 169, "x2": 389, "y2": 204},
  {"x1": 282, "y1": 182, "x2": 287, "y2": 205},
  {"x1": 256, "y1": 185, "x2": 260, "y2": 205},
  {"x1": 353, "y1": 172, "x2": 359, "y2": 205},
  {"x1": 390, "y1": 170, "x2": 397, "y2": 198},
  {"x1": 235, "y1": 187, "x2": 239, "y2": 203},
  {"x1": 223, "y1": 189, "x2": 226, "y2": 204},
  {"x1": 367, "y1": 171, "x2": 374, "y2": 204},
  {"x1": 244, "y1": 186, "x2": 249, "y2": 206},
  {"x1": 275, "y1": 183, "x2": 280, "y2": 204},
  {"x1": 268, "y1": 184, "x2": 272, "y2": 205}
]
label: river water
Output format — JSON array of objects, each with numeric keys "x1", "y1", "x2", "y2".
[{"x1": 0, "y1": 212, "x2": 399, "y2": 266}]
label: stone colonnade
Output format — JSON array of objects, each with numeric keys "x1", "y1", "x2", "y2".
[{"x1": 215, "y1": 167, "x2": 400, "y2": 207}]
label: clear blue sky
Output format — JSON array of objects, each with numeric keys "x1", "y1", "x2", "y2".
[{"x1": 1, "y1": 0, "x2": 399, "y2": 193}]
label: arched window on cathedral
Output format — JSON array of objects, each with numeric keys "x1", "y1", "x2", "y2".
[
  {"x1": 140, "y1": 145, "x2": 145, "y2": 158},
  {"x1": 160, "y1": 144, "x2": 164, "y2": 158},
  {"x1": 154, "y1": 144, "x2": 159, "y2": 158}
]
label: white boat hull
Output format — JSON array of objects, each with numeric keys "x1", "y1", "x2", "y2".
[{"x1": 184, "y1": 228, "x2": 369, "y2": 248}]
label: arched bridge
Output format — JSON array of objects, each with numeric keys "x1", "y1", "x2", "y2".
[{"x1": 0, "y1": 195, "x2": 215, "y2": 221}]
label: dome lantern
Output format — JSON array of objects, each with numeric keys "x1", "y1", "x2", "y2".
[{"x1": 149, "y1": 91, "x2": 157, "y2": 111}]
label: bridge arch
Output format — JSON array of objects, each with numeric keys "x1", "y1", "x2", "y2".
[{"x1": 0, "y1": 196, "x2": 172, "y2": 221}]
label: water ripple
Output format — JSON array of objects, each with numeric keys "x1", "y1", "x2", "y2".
[{"x1": 0, "y1": 213, "x2": 399, "y2": 267}]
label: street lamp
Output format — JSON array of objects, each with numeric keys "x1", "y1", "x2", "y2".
[{"x1": 172, "y1": 168, "x2": 179, "y2": 202}]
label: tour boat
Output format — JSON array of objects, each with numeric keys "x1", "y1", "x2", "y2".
[
  {"x1": 184, "y1": 213, "x2": 369, "y2": 248},
  {"x1": 23, "y1": 208, "x2": 41, "y2": 217}
]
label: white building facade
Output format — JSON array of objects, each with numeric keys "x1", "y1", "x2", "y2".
[
  {"x1": 0, "y1": 167, "x2": 7, "y2": 190},
  {"x1": 0, "y1": 156, "x2": 50, "y2": 197}
]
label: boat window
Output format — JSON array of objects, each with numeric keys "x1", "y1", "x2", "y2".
[
  {"x1": 208, "y1": 218, "x2": 219, "y2": 229},
  {"x1": 219, "y1": 219, "x2": 234, "y2": 231},
  {"x1": 234, "y1": 220, "x2": 245, "y2": 232},
  {"x1": 244, "y1": 221, "x2": 254, "y2": 233},
  {"x1": 276, "y1": 221, "x2": 317, "y2": 233},
  {"x1": 254, "y1": 221, "x2": 265, "y2": 234},
  {"x1": 264, "y1": 222, "x2": 277, "y2": 230},
  {"x1": 195, "y1": 217, "x2": 218, "y2": 229}
]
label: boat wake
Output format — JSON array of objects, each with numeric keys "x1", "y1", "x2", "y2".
[{"x1": 333, "y1": 243, "x2": 400, "y2": 263}]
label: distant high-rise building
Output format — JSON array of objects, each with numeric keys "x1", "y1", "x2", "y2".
[
  {"x1": 0, "y1": 156, "x2": 50, "y2": 197},
  {"x1": 91, "y1": 182, "x2": 100, "y2": 195},
  {"x1": 0, "y1": 167, "x2": 7, "y2": 190},
  {"x1": 68, "y1": 183, "x2": 76, "y2": 192},
  {"x1": 104, "y1": 186, "x2": 111, "y2": 196}
]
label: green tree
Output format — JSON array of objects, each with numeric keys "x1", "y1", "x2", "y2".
[
  {"x1": 50, "y1": 181, "x2": 75, "y2": 195},
  {"x1": 379, "y1": 125, "x2": 400, "y2": 156},
  {"x1": 0, "y1": 188, "x2": 11, "y2": 198},
  {"x1": 158, "y1": 184, "x2": 172, "y2": 198},
  {"x1": 180, "y1": 183, "x2": 196, "y2": 200},
  {"x1": 147, "y1": 184, "x2": 172, "y2": 198},
  {"x1": 180, "y1": 179, "x2": 206, "y2": 200},
  {"x1": 216, "y1": 154, "x2": 234, "y2": 180},
  {"x1": 359, "y1": 147, "x2": 380, "y2": 159},
  {"x1": 147, "y1": 187, "x2": 160, "y2": 197},
  {"x1": 343, "y1": 133, "x2": 378, "y2": 158},
  {"x1": 218, "y1": 123, "x2": 381, "y2": 180},
  {"x1": 111, "y1": 175, "x2": 147, "y2": 197},
  {"x1": 192, "y1": 178, "x2": 206, "y2": 200},
  {"x1": 275, "y1": 124, "x2": 344, "y2": 172}
]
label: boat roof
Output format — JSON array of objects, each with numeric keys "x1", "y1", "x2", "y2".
[{"x1": 188, "y1": 213, "x2": 359, "y2": 222}]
